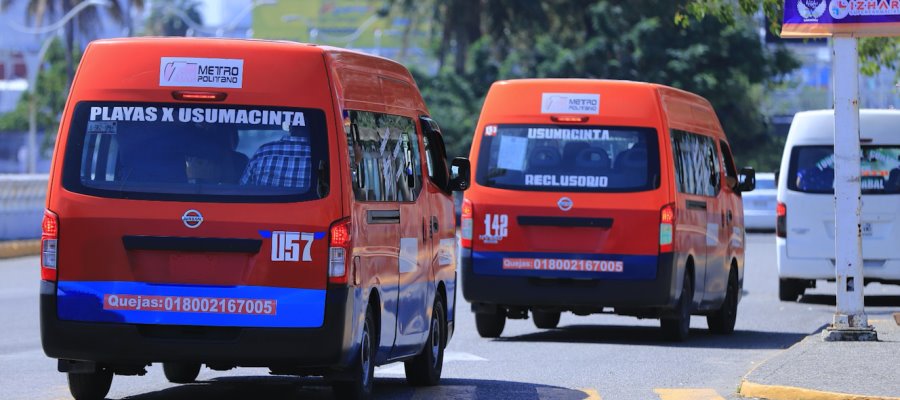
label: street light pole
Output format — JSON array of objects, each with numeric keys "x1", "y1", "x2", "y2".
[{"x1": 823, "y1": 34, "x2": 876, "y2": 342}]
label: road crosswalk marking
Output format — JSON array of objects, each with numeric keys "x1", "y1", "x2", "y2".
[{"x1": 654, "y1": 388, "x2": 727, "y2": 400}]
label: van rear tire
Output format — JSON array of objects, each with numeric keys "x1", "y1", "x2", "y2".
[
  {"x1": 404, "y1": 297, "x2": 446, "y2": 386},
  {"x1": 67, "y1": 370, "x2": 112, "y2": 400},
  {"x1": 661, "y1": 272, "x2": 692, "y2": 342},
  {"x1": 332, "y1": 305, "x2": 376, "y2": 399},
  {"x1": 475, "y1": 311, "x2": 506, "y2": 338},
  {"x1": 532, "y1": 311, "x2": 561, "y2": 329},
  {"x1": 707, "y1": 269, "x2": 738, "y2": 334},
  {"x1": 779, "y1": 278, "x2": 805, "y2": 302},
  {"x1": 163, "y1": 362, "x2": 201, "y2": 384}
]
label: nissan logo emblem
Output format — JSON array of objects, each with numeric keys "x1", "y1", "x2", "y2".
[
  {"x1": 182, "y1": 209, "x2": 203, "y2": 228},
  {"x1": 557, "y1": 197, "x2": 573, "y2": 212}
]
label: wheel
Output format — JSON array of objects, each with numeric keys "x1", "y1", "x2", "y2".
[
  {"x1": 661, "y1": 271, "x2": 692, "y2": 342},
  {"x1": 475, "y1": 310, "x2": 506, "y2": 338},
  {"x1": 332, "y1": 305, "x2": 376, "y2": 400},
  {"x1": 162, "y1": 362, "x2": 201, "y2": 384},
  {"x1": 779, "y1": 278, "x2": 805, "y2": 302},
  {"x1": 67, "y1": 371, "x2": 113, "y2": 400},
  {"x1": 532, "y1": 310, "x2": 561, "y2": 329},
  {"x1": 404, "y1": 297, "x2": 446, "y2": 386},
  {"x1": 707, "y1": 269, "x2": 738, "y2": 334}
]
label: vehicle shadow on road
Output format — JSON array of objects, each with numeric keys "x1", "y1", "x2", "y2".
[
  {"x1": 118, "y1": 376, "x2": 592, "y2": 400},
  {"x1": 800, "y1": 294, "x2": 900, "y2": 308},
  {"x1": 495, "y1": 324, "x2": 808, "y2": 349}
]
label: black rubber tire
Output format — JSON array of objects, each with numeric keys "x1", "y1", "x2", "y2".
[
  {"x1": 67, "y1": 371, "x2": 113, "y2": 400},
  {"x1": 661, "y1": 272, "x2": 692, "y2": 342},
  {"x1": 162, "y1": 362, "x2": 201, "y2": 384},
  {"x1": 707, "y1": 269, "x2": 739, "y2": 335},
  {"x1": 532, "y1": 310, "x2": 561, "y2": 329},
  {"x1": 779, "y1": 278, "x2": 805, "y2": 302},
  {"x1": 475, "y1": 311, "x2": 506, "y2": 338},
  {"x1": 404, "y1": 297, "x2": 446, "y2": 386},
  {"x1": 332, "y1": 306, "x2": 376, "y2": 400}
]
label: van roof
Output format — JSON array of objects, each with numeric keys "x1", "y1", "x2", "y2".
[
  {"x1": 788, "y1": 109, "x2": 900, "y2": 145},
  {"x1": 481, "y1": 79, "x2": 723, "y2": 135},
  {"x1": 73, "y1": 37, "x2": 422, "y2": 110}
]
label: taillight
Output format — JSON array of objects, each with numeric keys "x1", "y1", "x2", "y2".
[
  {"x1": 41, "y1": 209, "x2": 58, "y2": 281},
  {"x1": 328, "y1": 218, "x2": 351, "y2": 285},
  {"x1": 659, "y1": 203, "x2": 675, "y2": 253},
  {"x1": 460, "y1": 198, "x2": 473, "y2": 249},
  {"x1": 776, "y1": 202, "x2": 786, "y2": 238}
]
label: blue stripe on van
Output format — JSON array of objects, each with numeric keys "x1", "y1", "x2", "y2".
[
  {"x1": 57, "y1": 281, "x2": 325, "y2": 328},
  {"x1": 472, "y1": 251, "x2": 658, "y2": 280}
]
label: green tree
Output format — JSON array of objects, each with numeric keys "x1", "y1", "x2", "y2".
[
  {"x1": 142, "y1": 0, "x2": 204, "y2": 37},
  {"x1": 680, "y1": 0, "x2": 900, "y2": 75}
]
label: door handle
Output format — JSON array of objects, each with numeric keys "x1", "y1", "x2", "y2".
[
  {"x1": 431, "y1": 216, "x2": 439, "y2": 238},
  {"x1": 726, "y1": 210, "x2": 733, "y2": 223},
  {"x1": 367, "y1": 210, "x2": 400, "y2": 224}
]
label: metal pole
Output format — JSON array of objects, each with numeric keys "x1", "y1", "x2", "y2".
[{"x1": 824, "y1": 34, "x2": 876, "y2": 341}]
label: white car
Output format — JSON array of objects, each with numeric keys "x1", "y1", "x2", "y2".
[
  {"x1": 742, "y1": 172, "x2": 776, "y2": 231},
  {"x1": 776, "y1": 109, "x2": 900, "y2": 301}
]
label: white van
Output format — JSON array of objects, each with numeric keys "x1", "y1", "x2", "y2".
[{"x1": 776, "y1": 109, "x2": 900, "y2": 301}]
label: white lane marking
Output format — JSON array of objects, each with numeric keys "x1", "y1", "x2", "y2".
[{"x1": 375, "y1": 351, "x2": 487, "y2": 376}]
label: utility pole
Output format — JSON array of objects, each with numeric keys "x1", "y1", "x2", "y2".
[{"x1": 823, "y1": 34, "x2": 876, "y2": 341}]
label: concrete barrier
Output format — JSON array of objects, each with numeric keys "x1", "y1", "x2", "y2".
[{"x1": 0, "y1": 174, "x2": 48, "y2": 258}]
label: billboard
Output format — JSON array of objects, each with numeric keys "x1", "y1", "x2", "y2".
[{"x1": 783, "y1": 0, "x2": 900, "y2": 37}]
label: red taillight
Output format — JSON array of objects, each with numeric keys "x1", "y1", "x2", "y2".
[
  {"x1": 776, "y1": 202, "x2": 787, "y2": 238},
  {"x1": 460, "y1": 198, "x2": 473, "y2": 249},
  {"x1": 328, "y1": 218, "x2": 351, "y2": 285},
  {"x1": 659, "y1": 203, "x2": 675, "y2": 253},
  {"x1": 172, "y1": 91, "x2": 228, "y2": 102},
  {"x1": 41, "y1": 209, "x2": 58, "y2": 281},
  {"x1": 551, "y1": 115, "x2": 589, "y2": 123}
]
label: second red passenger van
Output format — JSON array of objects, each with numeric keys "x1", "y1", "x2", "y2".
[
  {"x1": 41, "y1": 38, "x2": 469, "y2": 400},
  {"x1": 461, "y1": 79, "x2": 755, "y2": 341}
]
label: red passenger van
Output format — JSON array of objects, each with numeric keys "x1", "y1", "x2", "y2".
[
  {"x1": 461, "y1": 79, "x2": 754, "y2": 341},
  {"x1": 41, "y1": 38, "x2": 469, "y2": 400}
]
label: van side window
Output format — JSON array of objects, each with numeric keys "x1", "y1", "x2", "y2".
[
  {"x1": 345, "y1": 110, "x2": 422, "y2": 202},
  {"x1": 422, "y1": 119, "x2": 451, "y2": 192},
  {"x1": 719, "y1": 141, "x2": 738, "y2": 179},
  {"x1": 671, "y1": 130, "x2": 720, "y2": 197}
]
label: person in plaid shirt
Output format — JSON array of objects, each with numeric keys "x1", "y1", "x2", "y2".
[{"x1": 241, "y1": 125, "x2": 312, "y2": 189}]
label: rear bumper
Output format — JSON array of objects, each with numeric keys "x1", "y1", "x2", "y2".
[
  {"x1": 461, "y1": 248, "x2": 679, "y2": 310},
  {"x1": 777, "y1": 239, "x2": 900, "y2": 281},
  {"x1": 744, "y1": 211, "x2": 775, "y2": 230},
  {"x1": 40, "y1": 281, "x2": 359, "y2": 369}
]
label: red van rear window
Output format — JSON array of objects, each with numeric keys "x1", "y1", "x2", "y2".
[
  {"x1": 62, "y1": 102, "x2": 330, "y2": 202},
  {"x1": 475, "y1": 125, "x2": 660, "y2": 192}
]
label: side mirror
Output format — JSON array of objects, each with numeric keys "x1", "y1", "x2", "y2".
[
  {"x1": 738, "y1": 167, "x2": 756, "y2": 192},
  {"x1": 447, "y1": 157, "x2": 471, "y2": 192}
]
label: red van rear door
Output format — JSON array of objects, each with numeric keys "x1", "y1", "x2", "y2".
[{"x1": 469, "y1": 124, "x2": 665, "y2": 280}]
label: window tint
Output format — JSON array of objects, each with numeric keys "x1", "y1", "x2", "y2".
[
  {"x1": 63, "y1": 102, "x2": 329, "y2": 203},
  {"x1": 671, "y1": 130, "x2": 720, "y2": 197},
  {"x1": 788, "y1": 145, "x2": 900, "y2": 194},
  {"x1": 423, "y1": 118, "x2": 450, "y2": 192},
  {"x1": 720, "y1": 140, "x2": 737, "y2": 179},
  {"x1": 475, "y1": 124, "x2": 660, "y2": 192},
  {"x1": 345, "y1": 110, "x2": 422, "y2": 202}
]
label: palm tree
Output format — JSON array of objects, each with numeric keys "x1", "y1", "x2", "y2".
[{"x1": 0, "y1": 0, "x2": 145, "y2": 86}]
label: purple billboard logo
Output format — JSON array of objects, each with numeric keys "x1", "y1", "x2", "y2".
[{"x1": 798, "y1": 0, "x2": 827, "y2": 20}]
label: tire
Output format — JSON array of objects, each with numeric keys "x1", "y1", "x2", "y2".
[
  {"x1": 532, "y1": 310, "x2": 561, "y2": 329},
  {"x1": 162, "y1": 362, "x2": 201, "y2": 384},
  {"x1": 779, "y1": 278, "x2": 805, "y2": 302},
  {"x1": 404, "y1": 297, "x2": 446, "y2": 386},
  {"x1": 333, "y1": 305, "x2": 376, "y2": 400},
  {"x1": 67, "y1": 371, "x2": 113, "y2": 400},
  {"x1": 475, "y1": 310, "x2": 506, "y2": 338},
  {"x1": 661, "y1": 271, "x2": 692, "y2": 342},
  {"x1": 707, "y1": 269, "x2": 738, "y2": 335}
]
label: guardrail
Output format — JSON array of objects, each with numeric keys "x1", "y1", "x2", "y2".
[{"x1": 0, "y1": 174, "x2": 48, "y2": 241}]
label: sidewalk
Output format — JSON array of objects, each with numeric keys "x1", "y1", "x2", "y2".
[{"x1": 740, "y1": 317, "x2": 900, "y2": 400}]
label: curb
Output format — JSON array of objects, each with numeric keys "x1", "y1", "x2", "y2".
[
  {"x1": 740, "y1": 381, "x2": 900, "y2": 400},
  {"x1": 0, "y1": 240, "x2": 41, "y2": 259}
]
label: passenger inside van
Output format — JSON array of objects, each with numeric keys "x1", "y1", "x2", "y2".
[
  {"x1": 888, "y1": 154, "x2": 900, "y2": 193},
  {"x1": 241, "y1": 124, "x2": 312, "y2": 189}
]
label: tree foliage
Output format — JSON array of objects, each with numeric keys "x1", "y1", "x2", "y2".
[
  {"x1": 405, "y1": 0, "x2": 798, "y2": 170},
  {"x1": 681, "y1": 0, "x2": 900, "y2": 76}
]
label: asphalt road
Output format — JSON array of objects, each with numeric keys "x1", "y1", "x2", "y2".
[{"x1": 2, "y1": 233, "x2": 899, "y2": 400}]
